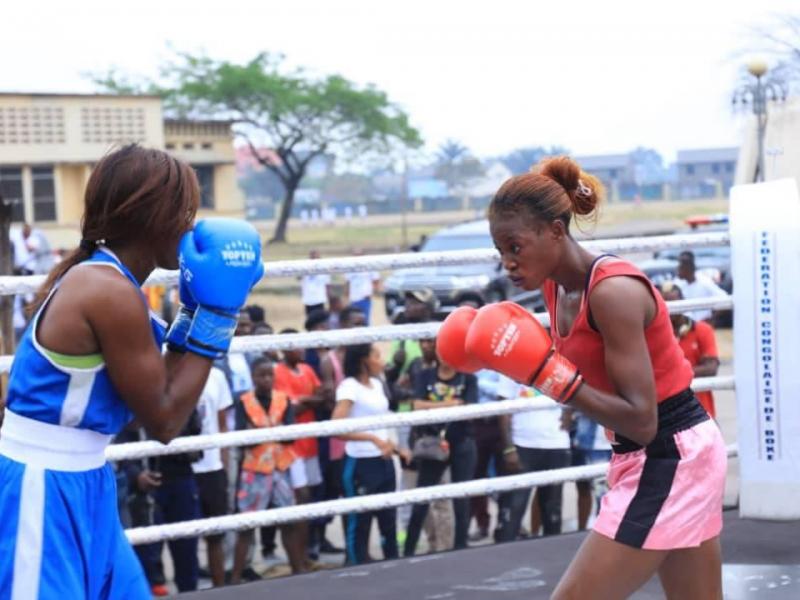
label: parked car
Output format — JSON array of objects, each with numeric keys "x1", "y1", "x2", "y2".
[{"x1": 383, "y1": 220, "x2": 543, "y2": 319}]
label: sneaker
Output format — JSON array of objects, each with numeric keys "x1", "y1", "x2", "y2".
[
  {"x1": 320, "y1": 539, "x2": 345, "y2": 554},
  {"x1": 151, "y1": 584, "x2": 170, "y2": 597},
  {"x1": 468, "y1": 529, "x2": 489, "y2": 542},
  {"x1": 241, "y1": 566, "x2": 263, "y2": 582}
]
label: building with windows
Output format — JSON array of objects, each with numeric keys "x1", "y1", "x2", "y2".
[
  {"x1": 0, "y1": 93, "x2": 244, "y2": 248},
  {"x1": 573, "y1": 154, "x2": 634, "y2": 202},
  {"x1": 676, "y1": 147, "x2": 738, "y2": 198}
]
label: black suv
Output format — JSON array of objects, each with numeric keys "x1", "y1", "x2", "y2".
[{"x1": 383, "y1": 220, "x2": 541, "y2": 319}]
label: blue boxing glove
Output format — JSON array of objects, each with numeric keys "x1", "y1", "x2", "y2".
[
  {"x1": 164, "y1": 275, "x2": 197, "y2": 353},
  {"x1": 180, "y1": 218, "x2": 264, "y2": 358}
]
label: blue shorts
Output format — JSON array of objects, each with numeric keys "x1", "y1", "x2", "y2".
[{"x1": 0, "y1": 413, "x2": 150, "y2": 599}]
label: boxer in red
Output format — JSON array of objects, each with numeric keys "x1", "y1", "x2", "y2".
[{"x1": 438, "y1": 157, "x2": 726, "y2": 600}]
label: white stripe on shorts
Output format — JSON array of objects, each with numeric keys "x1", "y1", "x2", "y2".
[{"x1": 12, "y1": 465, "x2": 45, "y2": 600}]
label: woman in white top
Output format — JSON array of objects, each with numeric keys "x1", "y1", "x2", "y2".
[{"x1": 332, "y1": 343, "x2": 410, "y2": 565}]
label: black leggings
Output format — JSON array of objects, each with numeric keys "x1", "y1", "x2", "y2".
[{"x1": 404, "y1": 438, "x2": 477, "y2": 556}]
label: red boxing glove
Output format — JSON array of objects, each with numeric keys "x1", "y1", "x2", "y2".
[
  {"x1": 436, "y1": 306, "x2": 485, "y2": 373},
  {"x1": 465, "y1": 302, "x2": 583, "y2": 403}
]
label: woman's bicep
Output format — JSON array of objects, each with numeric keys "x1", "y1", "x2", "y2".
[
  {"x1": 332, "y1": 399, "x2": 353, "y2": 419},
  {"x1": 88, "y1": 285, "x2": 166, "y2": 416}
]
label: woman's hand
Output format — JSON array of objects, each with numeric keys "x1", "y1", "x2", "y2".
[
  {"x1": 502, "y1": 448, "x2": 522, "y2": 473},
  {"x1": 375, "y1": 438, "x2": 396, "y2": 458},
  {"x1": 397, "y1": 447, "x2": 412, "y2": 465}
]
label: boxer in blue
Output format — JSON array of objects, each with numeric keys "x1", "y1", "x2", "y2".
[{"x1": 0, "y1": 144, "x2": 264, "y2": 599}]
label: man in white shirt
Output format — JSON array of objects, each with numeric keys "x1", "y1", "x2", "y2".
[
  {"x1": 192, "y1": 367, "x2": 234, "y2": 588},
  {"x1": 494, "y1": 374, "x2": 571, "y2": 542},
  {"x1": 344, "y1": 249, "x2": 381, "y2": 325},
  {"x1": 675, "y1": 251, "x2": 728, "y2": 322},
  {"x1": 10, "y1": 223, "x2": 52, "y2": 275},
  {"x1": 301, "y1": 249, "x2": 331, "y2": 315}
]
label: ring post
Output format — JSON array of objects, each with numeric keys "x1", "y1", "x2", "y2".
[{"x1": 730, "y1": 178, "x2": 800, "y2": 519}]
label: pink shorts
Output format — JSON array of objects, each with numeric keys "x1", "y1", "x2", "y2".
[{"x1": 593, "y1": 418, "x2": 727, "y2": 550}]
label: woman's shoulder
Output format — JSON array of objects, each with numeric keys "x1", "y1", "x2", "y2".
[
  {"x1": 336, "y1": 376, "x2": 359, "y2": 394},
  {"x1": 53, "y1": 263, "x2": 147, "y2": 322},
  {"x1": 369, "y1": 376, "x2": 387, "y2": 390}
]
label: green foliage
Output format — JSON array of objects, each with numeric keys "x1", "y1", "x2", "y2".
[
  {"x1": 93, "y1": 51, "x2": 421, "y2": 241},
  {"x1": 157, "y1": 52, "x2": 421, "y2": 173}
]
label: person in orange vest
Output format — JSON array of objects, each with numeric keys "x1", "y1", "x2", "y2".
[{"x1": 231, "y1": 357, "x2": 309, "y2": 582}]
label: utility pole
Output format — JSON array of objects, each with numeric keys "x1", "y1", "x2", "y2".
[
  {"x1": 0, "y1": 193, "x2": 14, "y2": 409},
  {"x1": 732, "y1": 60, "x2": 788, "y2": 183},
  {"x1": 401, "y1": 156, "x2": 409, "y2": 249}
]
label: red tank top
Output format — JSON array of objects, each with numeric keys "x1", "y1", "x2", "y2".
[{"x1": 543, "y1": 256, "x2": 693, "y2": 402}]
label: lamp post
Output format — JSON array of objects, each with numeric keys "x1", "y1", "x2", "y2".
[{"x1": 732, "y1": 60, "x2": 788, "y2": 182}]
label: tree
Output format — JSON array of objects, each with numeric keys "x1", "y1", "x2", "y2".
[
  {"x1": 434, "y1": 139, "x2": 483, "y2": 191},
  {"x1": 95, "y1": 52, "x2": 421, "y2": 242},
  {"x1": 437, "y1": 139, "x2": 469, "y2": 164},
  {"x1": 321, "y1": 173, "x2": 373, "y2": 204},
  {"x1": 749, "y1": 14, "x2": 800, "y2": 88},
  {"x1": 499, "y1": 145, "x2": 570, "y2": 175}
]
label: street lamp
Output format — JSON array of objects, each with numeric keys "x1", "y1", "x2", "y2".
[{"x1": 732, "y1": 60, "x2": 788, "y2": 182}]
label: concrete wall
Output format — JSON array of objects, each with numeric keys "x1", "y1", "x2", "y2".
[
  {"x1": 0, "y1": 94, "x2": 164, "y2": 164},
  {"x1": 204, "y1": 163, "x2": 245, "y2": 217},
  {"x1": 0, "y1": 95, "x2": 245, "y2": 245}
]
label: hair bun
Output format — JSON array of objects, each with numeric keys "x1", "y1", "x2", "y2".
[{"x1": 536, "y1": 156, "x2": 603, "y2": 218}]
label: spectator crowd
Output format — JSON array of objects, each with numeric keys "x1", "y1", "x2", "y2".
[{"x1": 1, "y1": 237, "x2": 727, "y2": 595}]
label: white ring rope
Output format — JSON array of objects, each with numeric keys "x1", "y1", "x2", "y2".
[
  {"x1": 0, "y1": 231, "x2": 730, "y2": 297},
  {"x1": 125, "y1": 444, "x2": 739, "y2": 545},
  {"x1": 0, "y1": 296, "x2": 733, "y2": 373},
  {"x1": 106, "y1": 375, "x2": 734, "y2": 462}
]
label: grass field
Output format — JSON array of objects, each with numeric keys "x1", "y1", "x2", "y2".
[{"x1": 253, "y1": 197, "x2": 729, "y2": 262}]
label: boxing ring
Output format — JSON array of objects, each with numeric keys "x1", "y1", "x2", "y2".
[
  {"x1": 2, "y1": 182, "x2": 800, "y2": 599},
  {"x1": 178, "y1": 512, "x2": 800, "y2": 600}
]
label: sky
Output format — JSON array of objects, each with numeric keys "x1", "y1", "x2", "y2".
[{"x1": 2, "y1": 0, "x2": 796, "y2": 163}]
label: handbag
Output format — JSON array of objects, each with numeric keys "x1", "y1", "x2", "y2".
[{"x1": 411, "y1": 427, "x2": 451, "y2": 462}]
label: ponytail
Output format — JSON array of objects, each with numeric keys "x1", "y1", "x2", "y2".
[{"x1": 490, "y1": 155, "x2": 605, "y2": 232}]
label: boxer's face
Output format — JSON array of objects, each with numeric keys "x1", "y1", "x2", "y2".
[{"x1": 491, "y1": 216, "x2": 563, "y2": 291}]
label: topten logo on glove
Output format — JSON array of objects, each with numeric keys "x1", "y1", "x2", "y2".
[
  {"x1": 491, "y1": 322, "x2": 520, "y2": 357},
  {"x1": 221, "y1": 241, "x2": 257, "y2": 267}
]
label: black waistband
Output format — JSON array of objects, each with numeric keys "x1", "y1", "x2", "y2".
[{"x1": 611, "y1": 389, "x2": 709, "y2": 454}]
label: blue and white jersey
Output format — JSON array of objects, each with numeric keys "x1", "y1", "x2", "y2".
[{"x1": 5, "y1": 247, "x2": 166, "y2": 435}]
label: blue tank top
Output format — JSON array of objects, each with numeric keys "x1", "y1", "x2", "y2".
[{"x1": 6, "y1": 248, "x2": 166, "y2": 435}]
